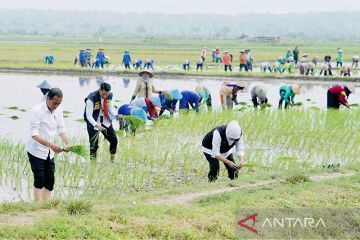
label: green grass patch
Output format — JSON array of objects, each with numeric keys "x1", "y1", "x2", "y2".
[{"x1": 285, "y1": 174, "x2": 311, "y2": 184}]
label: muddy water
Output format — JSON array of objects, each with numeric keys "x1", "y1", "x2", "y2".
[{"x1": 0, "y1": 73, "x2": 359, "y2": 140}]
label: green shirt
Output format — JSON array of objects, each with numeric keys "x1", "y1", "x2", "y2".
[{"x1": 280, "y1": 85, "x2": 295, "y2": 104}]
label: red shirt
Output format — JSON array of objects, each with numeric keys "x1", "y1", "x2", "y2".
[
  {"x1": 328, "y1": 85, "x2": 348, "y2": 106},
  {"x1": 222, "y1": 54, "x2": 232, "y2": 65}
]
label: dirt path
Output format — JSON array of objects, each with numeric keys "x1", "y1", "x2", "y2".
[
  {"x1": 0, "y1": 209, "x2": 57, "y2": 228},
  {"x1": 0, "y1": 172, "x2": 356, "y2": 228},
  {"x1": 148, "y1": 172, "x2": 356, "y2": 205}
]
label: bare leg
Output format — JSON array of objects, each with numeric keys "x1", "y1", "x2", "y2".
[
  {"x1": 33, "y1": 187, "x2": 42, "y2": 202},
  {"x1": 42, "y1": 188, "x2": 51, "y2": 201}
]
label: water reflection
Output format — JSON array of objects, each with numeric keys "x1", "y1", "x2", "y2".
[
  {"x1": 0, "y1": 73, "x2": 359, "y2": 140},
  {"x1": 123, "y1": 78, "x2": 130, "y2": 88},
  {"x1": 78, "y1": 76, "x2": 91, "y2": 86}
]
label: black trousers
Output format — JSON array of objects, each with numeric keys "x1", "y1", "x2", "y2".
[
  {"x1": 224, "y1": 65, "x2": 232, "y2": 72},
  {"x1": 204, "y1": 153, "x2": 238, "y2": 182},
  {"x1": 28, "y1": 152, "x2": 55, "y2": 191},
  {"x1": 327, "y1": 91, "x2": 340, "y2": 109},
  {"x1": 87, "y1": 124, "x2": 118, "y2": 160},
  {"x1": 239, "y1": 64, "x2": 248, "y2": 71}
]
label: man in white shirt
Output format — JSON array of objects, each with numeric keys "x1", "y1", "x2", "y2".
[
  {"x1": 27, "y1": 88, "x2": 70, "y2": 202},
  {"x1": 84, "y1": 82, "x2": 121, "y2": 161},
  {"x1": 202, "y1": 121, "x2": 245, "y2": 182}
]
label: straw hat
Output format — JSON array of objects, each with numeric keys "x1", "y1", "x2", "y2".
[
  {"x1": 139, "y1": 70, "x2": 153, "y2": 78},
  {"x1": 292, "y1": 84, "x2": 301, "y2": 95},
  {"x1": 346, "y1": 84, "x2": 356, "y2": 94}
]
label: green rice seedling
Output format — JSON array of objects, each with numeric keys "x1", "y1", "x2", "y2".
[
  {"x1": 9, "y1": 115, "x2": 19, "y2": 120},
  {"x1": 74, "y1": 119, "x2": 85, "y2": 123},
  {"x1": 67, "y1": 145, "x2": 89, "y2": 159},
  {"x1": 6, "y1": 106, "x2": 18, "y2": 110},
  {"x1": 123, "y1": 115, "x2": 145, "y2": 135}
]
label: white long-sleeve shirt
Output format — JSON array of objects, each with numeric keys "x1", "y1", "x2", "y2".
[
  {"x1": 26, "y1": 102, "x2": 67, "y2": 159},
  {"x1": 202, "y1": 130, "x2": 245, "y2": 158},
  {"x1": 85, "y1": 98, "x2": 117, "y2": 129}
]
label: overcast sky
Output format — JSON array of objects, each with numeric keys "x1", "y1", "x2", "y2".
[{"x1": 1, "y1": 0, "x2": 359, "y2": 14}]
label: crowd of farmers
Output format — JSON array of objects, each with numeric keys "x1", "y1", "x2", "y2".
[
  {"x1": 39, "y1": 47, "x2": 356, "y2": 77},
  {"x1": 26, "y1": 70, "x2": 356, "y2": 201},
  {"x1": 31, "y1": 45, "x2": 357, "y2": 202}
]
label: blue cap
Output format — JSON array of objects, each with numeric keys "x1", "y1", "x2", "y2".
[
  {"x1": 36, "y1": 80, "x2": 52, "y2": 90},
  {"x1": 150, "y1": 96, "x2": 161, "y2": 107},
  {"x1": 130, "y1": 107, "x2": 147, "y2": 121},
  {"x1": 170, "y1": 89, "x2": 183, "y2": 100}
]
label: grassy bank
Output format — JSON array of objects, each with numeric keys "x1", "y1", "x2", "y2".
[
  {"x1": 1, "y1": 108, "x2": 359, "y2": 238},
  {"x1": 0, "y1": 171, "x2": 359, "y2": 239}
]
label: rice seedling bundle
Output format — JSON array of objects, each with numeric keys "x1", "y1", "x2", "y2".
[
  {"x1": 124, "y1": 115, "x2": 145, "y2": 135},
  {"x1": 67, "y1": 145, "x2": 89, "y2": 159}
]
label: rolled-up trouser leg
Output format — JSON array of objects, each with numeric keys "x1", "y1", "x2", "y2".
[
  {"x1": 28, "y1": 152, "x2": 55, "y2": 191},
  {"x1": 44, "y1": 158, "x2": 55, "y2": 191},
  {"x1": 226, "y1": 96, "x2": 233, "y2": 109}
]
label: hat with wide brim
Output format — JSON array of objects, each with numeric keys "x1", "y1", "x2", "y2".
[
  {"x1": 99, "y1": 48, "x2": 104, "y2": 50},
  {"x1": 130, "y1": 107, "x2": 147, "y2": 122},
  {"x1": 150, "y1": 96, "x2": 162, "y2": 107},
  {"x1": 292, "y1": 84, "x2": 301, "y2": 95},
  {"x1": 302, "y1": 54, "x2": 309, "y2": 58},
  {"x1": 256, "y1": 87, "x2": 267, "y2": 99},
  {"x1": 226, "y1": 82, "x2": 247, "y2": 89},
  {"x1": 36, "y1": 80, "x2": 52, "y2": 90},
  {"x1": 346, "y1": 84, "x2": 356, "y2": 94},
  {"x1": 139, "y1": 70, "x2": 153, "y2": 78},
  {"x1": 169, "y1": 89, "x2": 183, "y2": 100}
]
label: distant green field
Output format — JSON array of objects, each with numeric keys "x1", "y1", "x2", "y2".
[{"x1": 0, "y1": 35, "x2": 359, "y2": 71}]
